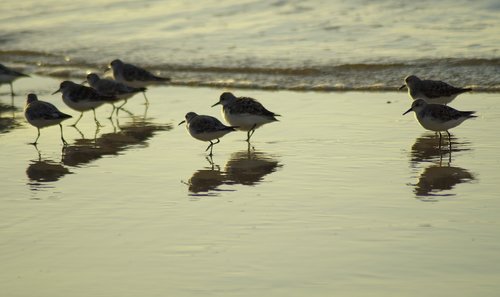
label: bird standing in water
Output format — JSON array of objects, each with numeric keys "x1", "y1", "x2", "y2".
[
  {"x1": 24, "y1": 93, "x2": 72, "y2": 146},
  {"x1": 211, "y1": 92, "x2": 280, "y2": 142},
  {"x1": 179, "y1": 112, "x2": 236, "y2": 156}
]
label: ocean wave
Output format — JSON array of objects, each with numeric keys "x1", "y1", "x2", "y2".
[{"x1": 1, "y1": 50, "x2": 499, "y2": 92}]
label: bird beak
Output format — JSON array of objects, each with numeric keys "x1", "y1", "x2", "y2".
[
  {"x1": 178, "y1": 120, "x2": 186, "y2": 126},
  {"x1": 211, "y1": 101, "x2": 220, "y2": 107},
  {"x1": 52, "y1": 88, "x2": 61, "y2": 95},
  {"x1": 402, "y1": 108, "x2": 412, "y2": 115},
  {"x1": 399, "y1": 84, "x2": 406, "y2": 90}
]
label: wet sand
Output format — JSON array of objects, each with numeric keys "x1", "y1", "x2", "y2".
[{"x1": 1, "y1": 75, "x2": 500, "y2": 296}]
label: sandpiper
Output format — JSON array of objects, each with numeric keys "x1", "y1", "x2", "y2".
[
  {"x1": 109, "y1": 59, "x2": 170, "y2": 105},
  {"x1": 399, "y1": 75, "x2": 472, "y2": 105},
  {"x1": 0, "y1": 63, "x2": 29, "y2": 96},
  {"x1": 86, "y1": 73, "x2": 146, "y2": 116},
  {"x1": 178, "y1": 112, "x2": 236, "y2": 156},
  {"x1": 403, "y1": 99, "x2": 476, "y2": 143},
  {"x1": 211, "y1": 92, "x2": 280, "y2": 142},
  {"x1": 52, "y1": 81, "x2": 117, "y2": 127},
  {"x1": 24, "y1": 93, "x2": 72, "y2": 145}
]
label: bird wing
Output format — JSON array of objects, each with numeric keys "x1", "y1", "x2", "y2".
[
  {"x1": 28, "y1": 101, "x2": 71, "y2": 120},
  {"x1": 122, "y1": 64, "x2": 167, "y2": 82},
  {"x1": 425, "y1": 104, "x2": 475, "y2": 122},
  {"x1": 71, "y1": 85, "x2": 117, "y2": 102},
  {"x1": 422, "y1": 80, "x2": 470, "y2": 98},
  {"x1": 229, "y1": 97, "x2": 279, "y2": 118},
  {"x1": 191, "y1": 116, "x2": 232, "y2": 133}
]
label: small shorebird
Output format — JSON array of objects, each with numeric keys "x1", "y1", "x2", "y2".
[
  {"x1": 109, "y1": 59, "x2": 170, "y2": 105},
  {"x1": 178, "y1": 112, "x2": 236, "y2": 156},
  {"x1": 403, "y1": 99, "x2": 476, "y2": 143},
  {"x1": 399, "y1": 75, "x2": 472, "y2": 105},
  {"x1": 86, "y1": 73, "x2": 146, "y2": 116},
  {"x1": 211, "y1": 92, "x2": 280, "y2": 142},
  {"x1": 52, "y1": 81, "x2": 117, "y2": 127},
  {"x1": 24, "y1": 93, "x2": 72, "y2": 145},
  {"x1": 0, "y1": 63, "x2": 29, "y2": 96}
]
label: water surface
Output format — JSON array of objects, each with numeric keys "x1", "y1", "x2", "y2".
[
  {"x1": 1, "y1": 0, "x2": 499, "y2": 91},
  {"x1": 1, "y1": 76, "x2": 499, "y2": 296}
]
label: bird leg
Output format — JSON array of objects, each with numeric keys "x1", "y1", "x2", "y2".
[
  {"x1": 246, "y1": 124, "x2": 257, "y2": 142},
  {"x1": 92, "y1": 108, "x2": 102, "y2": 127},
  {"x1": 31, "y1": 128, "x2": 41, "y2": 145},
  {"x1": 142, "y1": 91, "x2": 149, "y2": 106},
  {"x1": 446, "y1": 130, "x2": 452, "y2": 154},
  {"x1": 116, "y1": 99, "x2": 129, "y2": 116},
  {"x1": 71, "y1": 112, "x2": 84, "y2": 127},
  {"x1": 108, "y1": 104, "x2": 116, "y2": 119},
  {"x1": 59, "y1": 124, "x2": 68, "y2": 146},
  {"x1": 205, "y1": 139, "x2": 221, "y2": 156}
]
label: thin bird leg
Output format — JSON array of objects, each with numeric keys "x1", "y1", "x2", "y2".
[
  {"x1": 446, "y1": 130, "x2": 452, "y2": 153},
  {"x1": 142, "y1": 91, "x2": 149, "y2": 105},
  {"x1": 71, "y1": 112, "x2": 84, "y2": 127},
  {"x1": 32, "y1": 128, "x2": 41, "y2": 145},
  {"x1": 211, "y1": 139, "x2": 220, "y2": 156},
  {"x1": 73, "y1": 125, "x2": 85, "y2": 139},
  {"x1": 116, "y1": 99, "x2": 128, "y2": 116},
  {"x1": 108, "y1": 104, "x2": 116, "y2": 119},
  {"x1": 438, "y1": 132, "x2": 442, "y2": 149},
  {"x1": 92, "y1": 108, "x2": 102, "y2": 127},
  {"x1": 205, "y1": 155, "x2": 215, "y2": 168},
  {"x1": 246, "y1": 124, "x2": 257, "y2": 142},
  {"x1": 59, "y1": 124, "x2": 68, "y2": 146},
  {"x1": 9, "y1": 83, "x2": 14, "y2": 96},
  {"x1": 119, "y1": 107, "x2": 133, "y2": 116},
  {"x1": 205, "y1": 141, "x2": 213, "y2": 152},
  {"x1": 205, "y1": 139, "x2": 221, "y2": 156}
]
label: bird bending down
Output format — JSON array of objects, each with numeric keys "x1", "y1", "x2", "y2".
[
  {"x1": 403, "y1": 99, "x2": 476, "y2": 144},
  {"x1": 109, "y1": 59, "x2": 170, "y2": 105},
  {"x1": 211, "y1": 92, "x2": 280, "y2": 142},
  {"x1": 399, "y1": 75, "x2": 472, "y2": 105},
  {"x1": 178, "y1": 112, "x2": 236, "y2": 156},
  {"x1": 24, "y1": 93, "x2": 72, "y2": 145},
  {"x1": 53, "y1": 81, "x2": 117, "y2": 127},
  {"x1": 0, "y1": 63, "x2": 30, "y2": 96}
]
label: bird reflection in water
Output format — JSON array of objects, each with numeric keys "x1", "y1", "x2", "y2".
[
  {"x1": 0, "y1": 102, "x2": 21, "y2": 135},
  {"x1": 186, "y1": 148, "x2": 282, "y2": 197},
  {"x1": 410, "y1": 133, "x2": 475, "y2": 200},
  {"x1": 63, "y1": 116, "x2": 172, "y2": 167},
  {"x1": 186, "y1": 157, "x2": 230, "y2": 196},
  {"x1": 26, "y1": 147, "x2": 72, "y2": 192}
]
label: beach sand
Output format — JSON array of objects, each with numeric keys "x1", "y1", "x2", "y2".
[{"x1": 1, "y1": 75, "x2": 500, "y2": 296}]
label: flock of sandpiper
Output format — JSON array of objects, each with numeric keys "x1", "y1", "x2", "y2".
[{"x1": 1, "y1": 61, "x2": 475, "y2": 155}]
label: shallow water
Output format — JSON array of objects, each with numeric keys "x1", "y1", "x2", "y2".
[{"x1": 1, "y1": 76, "x2": 500, "y2": 296}]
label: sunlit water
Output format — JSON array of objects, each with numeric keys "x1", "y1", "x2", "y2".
[
  {"x1": 1, "y1": 0, "x2": 499, "y2": 91},
  {"x1": 1, "y1": 0, "x2": 499, "y2": 295},
  {"x1": 1, "y1": 75, "x2": 500, "y2": 296}
]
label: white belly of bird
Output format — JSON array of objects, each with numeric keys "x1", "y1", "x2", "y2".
[
  {"x1": 417, "y1": 114, "x2": 466, "y2": 132},
  {"x1": 411, "y1": 91, "x2": 457, "y2": 105},
  {"x1": 188, "y1": 128, "x2": 232, "y2": 142},
  {"x1": 223, "y1": 111, "x2": 272, "y2": 131}
]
